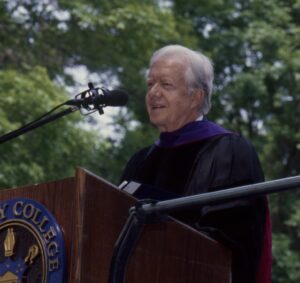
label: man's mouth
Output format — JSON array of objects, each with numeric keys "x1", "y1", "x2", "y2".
[{"x1": 151, "y1": 105, "x2": 165, "y2": 110}]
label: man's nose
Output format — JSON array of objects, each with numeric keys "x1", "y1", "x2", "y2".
[{"x1": 148, "y1": 83, "x2": 161, "y2": 97}]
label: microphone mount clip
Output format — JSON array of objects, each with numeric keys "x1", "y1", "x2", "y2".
[{"x1": 76, "y1": 82, "x2": 105, "y2": 115}]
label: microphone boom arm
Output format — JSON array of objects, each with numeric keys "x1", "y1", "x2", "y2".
[
  {"x1": 0, "y1": 82, "x2": 128, "y2": 144},
  {"x1": 0, "y1": 106, "x2": 79, "y2": 144}
]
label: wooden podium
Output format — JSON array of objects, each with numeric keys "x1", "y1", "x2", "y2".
[{"x1": 0, "y1": 168, "x2": 231, "y2": 283}]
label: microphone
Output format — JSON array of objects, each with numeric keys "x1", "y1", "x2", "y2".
[{"x1": 65, "y1": 88, "x2": 128, "y2": 108}]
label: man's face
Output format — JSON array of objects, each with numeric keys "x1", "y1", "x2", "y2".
[{"x1": 146, "y1": 57, "x2": 202, "y2": 132}]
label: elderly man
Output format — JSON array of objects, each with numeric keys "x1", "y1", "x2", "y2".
[{"x1": 121, "y1": 45, "x2": 272, "y2": 283}]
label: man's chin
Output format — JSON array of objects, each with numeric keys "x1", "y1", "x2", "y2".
[{"x1": 149, "y1": 118, "x2": 166, "y2": 131}]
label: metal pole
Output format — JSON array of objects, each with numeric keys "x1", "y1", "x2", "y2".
[{"x1": 141, "y1": 175, "x2": 300, "y2": 216}]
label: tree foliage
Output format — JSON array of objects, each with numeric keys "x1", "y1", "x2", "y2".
[{"x1": 0, "y1": 67, "x2": 105, "y2": 187}]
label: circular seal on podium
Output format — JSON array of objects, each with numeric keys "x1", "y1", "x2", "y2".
[{"x1": 0, "y1": 198, "x2": 66, "y2": 283}]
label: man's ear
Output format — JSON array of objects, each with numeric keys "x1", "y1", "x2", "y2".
[{"x1": 191, "y1": 90, "x2": 204, "y2": 110}]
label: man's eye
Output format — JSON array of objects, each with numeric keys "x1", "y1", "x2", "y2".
[
  {"x1": 162, "y1": 82, "x2": 173, "y2": 87},
  {"x1": 147, "y1": 82, "x2": 153, "y2": 89}
]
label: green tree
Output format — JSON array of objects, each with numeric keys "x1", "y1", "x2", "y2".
[{"x1": 0, "y1": 67, "x2": 108, "y2": 188}]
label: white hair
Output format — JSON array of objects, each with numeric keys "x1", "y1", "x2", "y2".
[{"x1": 150, "y1": 45, "x2": 214, "y2": 115}]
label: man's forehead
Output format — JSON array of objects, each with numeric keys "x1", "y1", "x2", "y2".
[{"x1": 148, "y1": 58, "x2": 187, "y2": 78}]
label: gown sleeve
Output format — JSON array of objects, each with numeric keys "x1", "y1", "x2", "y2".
[{"x1": 183, "y1": 134, "x2": 268, "y2": 283}]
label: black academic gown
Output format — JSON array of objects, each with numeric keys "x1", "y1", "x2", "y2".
[{"x1": 121, "y1": 133, "x2": 270, "y2": 283}]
